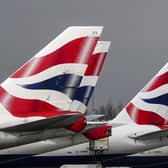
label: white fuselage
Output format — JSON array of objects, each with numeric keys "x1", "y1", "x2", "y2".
[
  {"x1": 0, "y1": 123, "x2": 168, "y2": 157},
  {"x1": 38, "y1": 123, "x2": 168, "y2": 157}
]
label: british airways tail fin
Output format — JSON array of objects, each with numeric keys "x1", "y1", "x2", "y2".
[
  {"x1": 0, "y1": 26, "x2": 103, "y2": 121},
  {"x1": 114, "y1": 62, "x2": 168, "y2": 128},
  {"x1": 72, "y1": 41, "x2": 111, "y2": 110}
]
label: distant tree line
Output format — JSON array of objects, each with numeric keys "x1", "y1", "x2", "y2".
[{"x1": 86, "y1": 101, "x2": 124, "y2": 121}]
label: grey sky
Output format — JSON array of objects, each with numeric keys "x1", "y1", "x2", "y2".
[{"x1": 0, "y1": 0, "x2": 168, "y2": 109}]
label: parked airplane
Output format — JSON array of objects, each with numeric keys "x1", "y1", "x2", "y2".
[
  {"x1": 0, "y1": 40, "x2": 111, "y2": 158},
  {"x1": 7, "y1": 59, "x2": 168, "y2": 167},
  {"x1": 0, "y1": 26, "x2": 111, "y2": 151}
]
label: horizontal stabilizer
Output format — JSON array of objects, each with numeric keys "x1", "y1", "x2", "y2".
[
  {"x1": 86, "y1": 114, "x2": 104, "y2": 121},
  {"x1": 0, "y1": 113, "x2": 82, "y2": 132},
  {"x1": 87, "y1": 121, "x2": 125, "y2": 128},
  {"x1": 129, "y1": 127, "x2": 168, "y2": 140}
]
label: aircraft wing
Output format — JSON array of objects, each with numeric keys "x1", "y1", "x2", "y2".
[
  {"x1": 0, "y1": 113, "x2": 88, "y2": 149},
  {"x1": 0, "y1": 123, "x2": 112, "y2": 159},
  {"x1": 0, "y1": 113, "x2": 83, "y2": 132},
  {"x1": 129, "y1": 127, "x2": 168, "y2": 140},
  {"x1": 0, "y1": 113, "x2": 111, "y2": 147}
]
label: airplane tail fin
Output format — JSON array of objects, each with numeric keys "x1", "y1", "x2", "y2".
[
  {"x1": 0, "y1": 26, "x2": 103, "y2": 120},
  {"x1": 71, "y1": 41, "x2": 111, "y2": 111},
  {"x1": 114, "y1": 62, "x2": 168, "y2": 127}
]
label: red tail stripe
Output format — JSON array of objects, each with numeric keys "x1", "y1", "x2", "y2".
[
  {"x1": 159, "y1": 125, "x2": 168, "y2": 130},
  {"x1": 11, "y1": 37, "x2": 98, "y2": 78},
  {"x1": 0, "y1": 86, "x2": 72, "y2": 118},
  {"x1": 126, "y1": 103, "x2": 168, "y2": 125},
  {"x1": 144, "y1": 71, "x2": 168, "y2": 92},
  {"x1": 85, "y1": 52, "x2": 107, "y2": 76}
]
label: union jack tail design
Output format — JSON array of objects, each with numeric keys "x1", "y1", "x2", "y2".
[
  {"x1": 0, "y1": 26, "x2": 104, "y2": 122},
  {"x1": 73, "y1": 41, "x2": 111, "y2": 107},
  {"x1": 115, "y1": 62, "x2": 168, "y2": 128}
]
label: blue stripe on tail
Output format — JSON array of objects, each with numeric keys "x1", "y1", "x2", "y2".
[
  {"x1": 22, "y1": 74, "x2": 82, "y2": 92},
  {"x1": 143, "y1": 93, "x2": 168, "y2": 106},
  {"x1": 21, "y1": 74, "x2": 95, "y2": 105},
  {"x1": 72, "y1": 86, "x2": 94, "y2": 105}
]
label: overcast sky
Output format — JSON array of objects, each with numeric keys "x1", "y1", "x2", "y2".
[{"x1": 0, "y1": 0, "x2": 168, "y2": 109}]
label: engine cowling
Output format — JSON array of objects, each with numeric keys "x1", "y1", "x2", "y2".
[
  {"x1": 83, "y1": 125, "x2": 112, "y2": 140},
  {"x1": 67, "y1": 115, "x2": 86, "y2": 132}
]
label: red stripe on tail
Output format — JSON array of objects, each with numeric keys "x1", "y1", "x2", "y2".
[
  {"x1": 11, "y1": 37, "x2": 98, "y2": 78},
  {"x1": 85, "y1": 52, "x2": 107, "y2": 76},
  {"x1": 144, "y1": 72, "x2": 168, "y2": 92},
  {"x1": 126, "y1": 103, "x2": 168, "y2": 125},
  {"x1": 0, "y1": 86, "x2": 74, "y2": 118}
]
